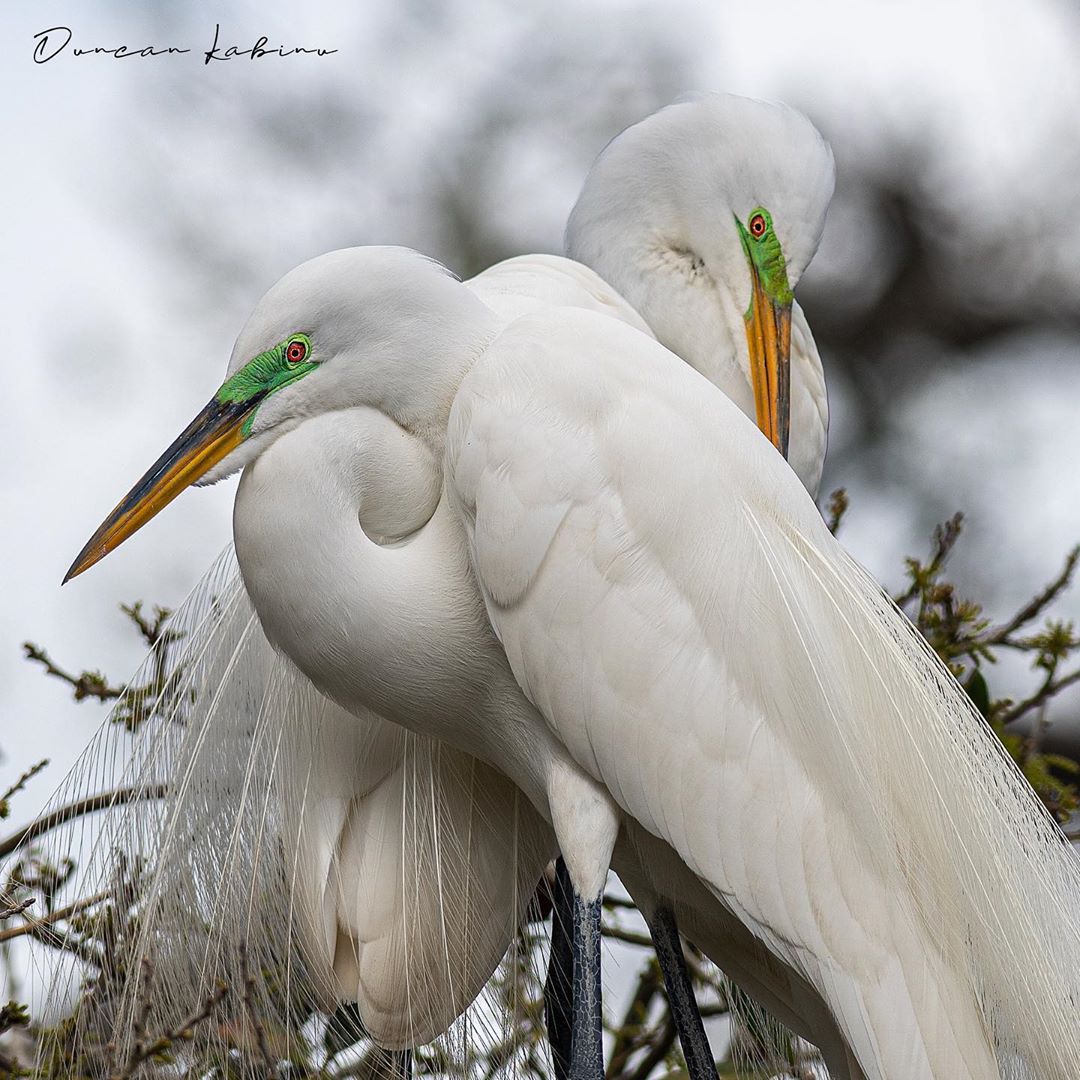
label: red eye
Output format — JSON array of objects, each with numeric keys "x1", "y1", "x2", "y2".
[
  {"x1": 286, "y1": 339, "x2": 308, "y2": 364},
  {"x1": 749, "y1": 213, "x2": 767, "y2": 239}
]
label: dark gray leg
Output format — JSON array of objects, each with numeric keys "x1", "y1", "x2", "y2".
[
  {"x1": 569, "y1": 885, "x2": 604, "y2": 1080},
  {"x1": 372, "y1": 1049, "x2": 412, "y2": 1080},
  {"x1": 545, "y1": 858, "x2": 574, "y2": 1080},
  {"x1": 649, "y1": 906, "x2": 717, "y2": 1080}
]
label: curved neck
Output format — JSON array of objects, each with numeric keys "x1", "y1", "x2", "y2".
[
  {"x1": 233, "y1": 407, "x2": 556, "y2": 809},
  {"x1": 350, "y1": 280, "x2": 502, "y2": 464}
]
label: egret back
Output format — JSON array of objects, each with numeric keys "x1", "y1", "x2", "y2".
[
  {"x1": 467, "y1": 253, "x2": 653, "y2": 337},
  {"x1": 448, "y1": 307, "x2": 1080, "y2": 1080},
  {"x1": 17, "y1": 549, "x2": 552, "y2": 1076}
]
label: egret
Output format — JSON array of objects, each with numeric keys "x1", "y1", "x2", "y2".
[
  {"x1": 565, "y1": 93, "x2": 828, "y2": 496},
  {"x1": 51, "y1": 94, "x2": 841, "y2": 1078},
  {"x1": 61, "y1": 138, "x2": 1080, "y2": 1080}
]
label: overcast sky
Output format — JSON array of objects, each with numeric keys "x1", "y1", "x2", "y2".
[{"x1": 3, "y1": 0, "x2": 1080, "y2": 835}]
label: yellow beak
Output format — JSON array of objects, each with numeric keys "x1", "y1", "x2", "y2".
[
  {"x1": 63, "y1": 396, "x2": 258, "y2": 583},
  {"x1": 744, "y1": 266, "x2": 792, "y2": 459}
]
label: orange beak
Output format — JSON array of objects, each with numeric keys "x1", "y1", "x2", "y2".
[
  {"x1": 744, "y1": 265, "x2": 792, "y2": 459},
  {"x1": 63, "y1": 396, "x2": 258, "y2": 583}
]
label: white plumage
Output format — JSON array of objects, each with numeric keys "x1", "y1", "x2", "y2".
[
  {"x1": 566, "y1": 94, "x2": 830, "y2": 495},
  {"x1": 220, "y1": 245, "x2": 1080, "y2": 1078}
]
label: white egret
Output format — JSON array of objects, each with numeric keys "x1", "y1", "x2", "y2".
[
  {"x1": 61, "y1": 170, "x2": 1080, "y2": 1080},
  {"x1": 49, "y1": 94, "x2": 843, "y2": 1079},
  {"x1": 565, "y1": 93, "x2": 829, "y2": 496}
]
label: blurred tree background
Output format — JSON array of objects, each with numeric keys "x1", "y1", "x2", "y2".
[{"x1": 3, "y1": 0, "x2": 1080, "y2": 1074}]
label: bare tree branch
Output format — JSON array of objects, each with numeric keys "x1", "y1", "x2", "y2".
[
  {"x1": 0, "y1": 783, "x2": 168, "y2": 860},
  {"x1": 997, "y1": 667, "x2": 1080, "y2": 728},
  {"x1": 21, "y1": 643, "x2": 124, "y2": 704},
  {"x1": 981, "y1": 546, "x2": 1080, "y2": 648},
  {"x1": 0, "y1": 888, "x2": 110, "y2": 945}
]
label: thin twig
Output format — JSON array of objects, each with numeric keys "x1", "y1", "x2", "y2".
[
  {"x1": 894, "y1": 513, "x2": 964, "y2": 609},
  {"x1": 980, "y1": 546, "x2": 1080, "y2": 647},
  {"x1": 0, "y1": 888, "x2": 110, "y2": 944},
  {"x1": 602, "y1": 924, "x2": 653, "y2": 949},
  {"x1": 997, "y1": 667, "x2": 1080, "y2": 727},
  {"x1": 108, "y1": 957, "x2": 228, "y2": 1079},
  {"x1": 21, "y1": 642, "x2": 124, "y2": 703},
  {"x1": 0, "y1": 760, "x2": 50, "y2": 820},
  {"x1": 602, "y1": 893, "x2": 640, "y2": 912},
  {"x1": 11, "y1": 914, "x2": 101, "y2": 967},
  {"x1": 239, "y1": 942, "x2": 275, "y2": 1070},
  {"x1": 0, "y1": 895, "x2": 34, "y2": 921},
  {"x1": 120, "y1": 602, "x2": 175, "y2": 649}
]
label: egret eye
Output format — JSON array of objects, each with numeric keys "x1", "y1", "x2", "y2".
[
  {"x1": 749, "y1": 212, "x2": 768, "y2": 239},
  {"x1": 285, "y1": 339, "x2": 308, "y2": 365}
]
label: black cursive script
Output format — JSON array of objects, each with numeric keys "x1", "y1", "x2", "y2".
[
  {"x1": 31, "y1": 24, "x2": 339, "y2": 65},
  {"x1": 33, "y1": 26, "x2": 190, "y2": 63},
  {"x1": 202, "y1": 23, "x2": 338, "y2": 64}
]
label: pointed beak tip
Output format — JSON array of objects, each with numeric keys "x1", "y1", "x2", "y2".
[
  {"x1": 62, "y1": 547, "x2": 96, "y2": 585},
  {"x1": 59, "y1": 395, "x2": 252, "y2": 588}
]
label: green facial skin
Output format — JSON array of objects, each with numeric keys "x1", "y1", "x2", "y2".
[
  {"x1": 216, "y1": 333, "x2": 318, "y2": 435},
  {"x1": 735, "y1": 207, "x2": 793, "y2": 310}
]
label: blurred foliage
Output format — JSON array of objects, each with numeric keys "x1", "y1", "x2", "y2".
[
  {"x1": 885, "y1": 506, "x2": 1080, "y2": 821},
  {"x1": 111, "y1": 2, "x2": 1080, "y2": 510},
  {"x1": 1, "y1": 497, "x2": 1078, "y2": 1078}
]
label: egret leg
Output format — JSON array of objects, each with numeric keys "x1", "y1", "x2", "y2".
[
  {"x1": 545, "y1": 764, "x2": 619, "y2": 1080},
  {"x1": 649, "y1": 906, "x2": 717, "y2": 1080},
  {"x1": 394, "y1": 1049, "x2": 412, "y2": 1080},
  {"x1": 545, "y1": 858, "x2": 574, "y2": 1080},
  {"x1": 372, "y1": 1048, "x2": 411, "y2": 1080},
  {"x1": 570, "y1": 885, "x2": 605, "y2": 1080}
]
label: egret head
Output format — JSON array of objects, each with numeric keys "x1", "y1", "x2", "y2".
[
  {"x1": 64, "y1": 247, "x2": 491, "y2": 581},
  {"x1": 566, "y1": 92, "x2": 835, "y2": 457}
]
